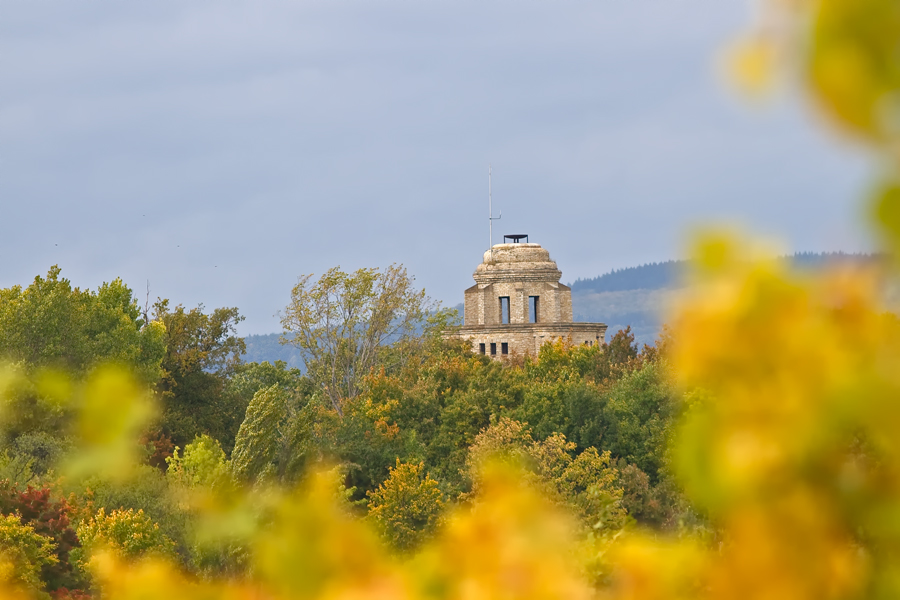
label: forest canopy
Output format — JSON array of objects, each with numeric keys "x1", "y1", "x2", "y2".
[{"x1": 0, "y1": 263, "x2": 684, "y2": 598}]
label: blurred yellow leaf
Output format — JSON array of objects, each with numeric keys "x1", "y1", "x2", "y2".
[
  {"x1": 723, "y1": 36, "x2": 777, "y2": 97},
  {"x1": 64, "y1": 366, "x2": 157, "y2": 481},
  {"x1": 34, "y1": 369, "x2": 72, "y2": 409},
  {"x1": 872, "y1": 181, "x2": 900, "y2": 255}
]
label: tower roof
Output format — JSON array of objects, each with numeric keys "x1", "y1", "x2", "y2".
[{"x1": 474, "y1": 242, "x2": 562, "y2": 284}]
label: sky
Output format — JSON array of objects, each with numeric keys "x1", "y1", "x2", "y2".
[{"x1": 0, "y1": 0, "x2": 872, "y2": 334}]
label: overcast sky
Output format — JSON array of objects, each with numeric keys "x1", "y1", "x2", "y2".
[{"x1": 0, "y1": 0, "x2": 872, "y2": 334}]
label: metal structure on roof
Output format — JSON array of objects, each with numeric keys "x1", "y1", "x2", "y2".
[{"x1": 503, "y1": 234, "x2": 529, "y2": 243}]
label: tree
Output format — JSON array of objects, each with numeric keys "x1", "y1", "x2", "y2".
[
  {"x1": 0, "y1": 482, "x2": 84, "y2": 593},
  {"x1": 152, "y1": 300, "x2": 246, "y2": 450},
  {"x1": 229, "y1": 383, "x2": 317, "y2": 484},
  {"x1": 230, "y1": 385, "x2": 290, "y2": 483},
  {"x1": 0, "y1": 268, "x2": 166, "y2": 477},
  {"x1": 280, "y1": 265, "x2": 436, "y2": 416},
  {"x1": 74, "y1": 508, "x2": 175, "y2": 562},
  {"x1": 598, "y1": 361, "x2": 678, "y2": 483},
  {"x1": 466, "y1": 418, "x2": 625, "y2": 531},
  {"x1": 0, "y1": 514, "x2": 58, "y2": 599},
  {"x1": 226, "y1": 360, "x2": 307, "y2": 405},
  {"x1": 366, "y1": 460, "x2": 445, "y2": 552},
  {"x1": 166, "y1": 435, "x2": 230, "y2": 490},
  {"x1": 592, "y1": 326, "x2": 641, "y2": 382},
  {"x1": 0, "y1": 266, "x2": 166, "y2": 384}
]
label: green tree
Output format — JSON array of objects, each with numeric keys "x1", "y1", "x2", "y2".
[
  {"x1": 598, "y1": 361, "x2": 678, "y2": 483},
  {"x1": 347, "y1": 340, "x2": 523, "y2": 496},
  {"x1": 366, "y1": 459, "x2": 445, "y2": 552},
  {"x1": 0, "y1": 266, "x2": 165, "y2": 384},
  {"x1": 230, "y1": 384, "x2": 317, "y2": 484},
  {"x1": 0, "y1": 270, "x2": 166, "y2": 478},
  {"x1": 226, "y1": 360, "x2": 307, "y2": 404},
  {"x1": 230, "y1": 385, "x2": 289, "y2": 483},
  {"x1": 152, "y1": 300, "x2": 246, "y2": 450},
  {"x1": 280, "y1": 265, "x2": 437, "y2": 416},
  {"x1": 511, "y1": 331, "x2": 662, "y2": 455},
  {"x1": 166, "y1": 434, "x2": 230, "y2": 490}
]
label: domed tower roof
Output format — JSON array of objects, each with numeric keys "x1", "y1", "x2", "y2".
[{"x1": 474, "y1": 243, "x2": 562, "y2": 284}]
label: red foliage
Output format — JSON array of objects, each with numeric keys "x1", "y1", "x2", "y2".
[
  {"x1": 142, "y1": 430, "x2": 175, "y2": 469},
  {"x1": 0, "y1": 480, "x2": 86, "y2": 593}
]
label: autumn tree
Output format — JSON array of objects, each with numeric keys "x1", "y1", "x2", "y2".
[
  {"x1": 0, "y1": 514, "x2": 58, "y2": 598},
  {"x1": 152, "y1": 300, "x2": 246, "y2": 450},
  {"x1": 466, "y1": 417, "x2": 625, "y2": 531},
  {"x1": 0, "y1": 481, "x2": 84, "y2": 593},
  {"x1": 74, "y1": 507, "x2": 175, "y2": 562},
  {"x1": 366, "y1": 460, "x2": 445, "y2": 552},
  {"x1": 280, "y1": 265, "x2": 439, "y2": 416}
]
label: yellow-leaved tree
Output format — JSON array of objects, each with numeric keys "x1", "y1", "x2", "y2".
[{"x1": 366, "y1": 460, "x2": 445, "y2": 553}]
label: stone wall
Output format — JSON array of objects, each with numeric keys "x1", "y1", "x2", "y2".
[
  {"x1": 447, "y1": 322, "x2": 608, "y2": 359},
  {"x1": 464, "y1": 281, "x2": 572, "y2": 326}
]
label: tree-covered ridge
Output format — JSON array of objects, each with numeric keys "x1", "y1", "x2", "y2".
[
  {"x1": 570, "y1": 260, "x2": 683, "y2": 293},
  {"x1": 0, "y1": 251, "x2": 886, "y2": 598},
  {"x1": 570, "y1": 251, "x2": 879, "y2": 293}
]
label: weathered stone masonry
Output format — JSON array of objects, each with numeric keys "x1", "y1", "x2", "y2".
[{"x1": 446, "y1": 240, "x2": 607, "y2": 358}]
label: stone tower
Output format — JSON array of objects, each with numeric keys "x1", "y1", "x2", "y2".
[{"x1": 447, "y1": 236, "x2": 607, "y2": 358}]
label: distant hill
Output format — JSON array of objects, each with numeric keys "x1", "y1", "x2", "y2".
[
  {"x1": 570, "y1": 253, "x2": 878, "y2": 295},
  {"x1": 570, "y1": 252, "x2": 881, "y2": 346},
  {"x1": 243, "y1": 333, "x2": 304, "y2": 370},
  {"x1": 571, "y1": 261, "x2": 682, "y2": 294}
]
